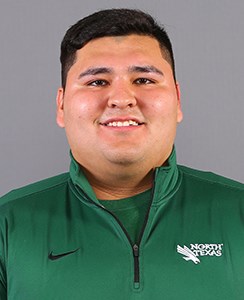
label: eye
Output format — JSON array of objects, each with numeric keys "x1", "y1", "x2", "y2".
[
  {"x1": 88, "y1": 79, "x2": 108, "y2": 86},
  {"x1": 134, "y1": 78, "x2": 155, "y2": 85}
]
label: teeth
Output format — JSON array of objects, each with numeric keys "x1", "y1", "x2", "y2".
[{"x1": 106, "y1": 120, "x2": 139, "y2": 127}]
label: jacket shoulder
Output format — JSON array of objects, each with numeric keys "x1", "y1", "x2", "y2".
[
  {"x1": 178, "y1": 165, "x2": 244, "y2": 191},
  {"x1": 0, "y1": 173, "x2": 70, "y2": 206}
]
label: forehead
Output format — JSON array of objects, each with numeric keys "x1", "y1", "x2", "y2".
[{"x1": 75, "y1": 34, "x2": 164, "y2": 63}]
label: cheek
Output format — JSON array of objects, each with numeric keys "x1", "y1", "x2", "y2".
[
  {"x1": 149, "y1": 93, "x2": 179, "y2": 118},
  {"x1": 65, "y1": 96, "x2": 98, "y2": 122},
  {"x1": 143, "y1": 98, "x2": 175, "y2": 119},
  {"x1": 77, "y1": 104, "x2": 94, "y2": 120}
]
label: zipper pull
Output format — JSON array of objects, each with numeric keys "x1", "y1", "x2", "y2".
[{"x1": 133, "y1": 244, "x2": 139, "y2": 257}]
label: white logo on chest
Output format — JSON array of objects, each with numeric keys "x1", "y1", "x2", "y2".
[{"x1": 177, "y1": 243, "x2": 224, "y2": 264}]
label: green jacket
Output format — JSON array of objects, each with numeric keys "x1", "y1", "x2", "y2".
[{"x1": 0, "y1": 150, "x2": 244, "y2": 299}]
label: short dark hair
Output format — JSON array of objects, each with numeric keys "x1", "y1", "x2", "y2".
[{"x1": 60, "y1": 8, "x2": 176, "y2": 88}]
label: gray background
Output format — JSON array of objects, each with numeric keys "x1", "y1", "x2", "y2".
[{"x1": 1, "y1": 0, "x2": 243, "y2": 196}]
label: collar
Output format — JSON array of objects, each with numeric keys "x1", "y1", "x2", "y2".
[
  {"x1": 69, "y1": 147, "x2": 180, "y2": 206},
  {"x1": 152, "y1": 147, "x2": 181, "y2": 205},
  {"x1": 69, "y1": 152, "x2": 98, "y2": 203}
]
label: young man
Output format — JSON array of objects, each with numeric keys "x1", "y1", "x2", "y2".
[{"x1": 0, "y1": 9, "x2": 244, "y2": 299}]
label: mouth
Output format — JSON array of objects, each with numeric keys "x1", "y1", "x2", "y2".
[{"x1": 100, "y1": 119, "x2": 144, "y2": 127}]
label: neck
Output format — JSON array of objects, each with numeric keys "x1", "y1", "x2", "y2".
[{"x1": 83, "y1": 166, "x2": 154, "y2": 200}]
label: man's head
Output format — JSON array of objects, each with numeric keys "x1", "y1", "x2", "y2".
[
  {"x1": 60, "y1": 8, "x2": 176, "y2": 88},
  {"x1": 56, "y1": 9, "x2": 183, "y2": 187}
]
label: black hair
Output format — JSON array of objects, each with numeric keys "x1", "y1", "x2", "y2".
[{"x1": 60, "y1": 8, "x2": 176, "y2": 87}]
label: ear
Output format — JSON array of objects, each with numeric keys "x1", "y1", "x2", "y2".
[
  {"x1": 56, "y1": 87, "x2": 65, "y2": 128},
  {"x1": 175, "y1": 82, "x2": 183, "y2": 123}
]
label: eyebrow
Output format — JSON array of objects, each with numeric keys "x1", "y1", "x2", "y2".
[
  {"x1": 78, "y1": 65, "x2": 164, "y2": 79},
  {"x1": 79, "y1": 67, "x2": 113, "y2": 78},
  {"x1": 128, "y1": 65, "x2": 164, "y2": 76}
]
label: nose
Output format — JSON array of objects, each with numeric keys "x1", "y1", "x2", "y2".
[{"x1": 107, "y1": 82, "x2": 137, "y2": 109}]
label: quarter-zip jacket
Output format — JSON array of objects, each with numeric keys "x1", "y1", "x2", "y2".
[{"x1": 0, "y1": 149, "x2": 244, "y2": 299}]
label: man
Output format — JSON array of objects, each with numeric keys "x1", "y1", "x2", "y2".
[{"x1": 0, "y1": 8, "x2": 243, "y2": 299}]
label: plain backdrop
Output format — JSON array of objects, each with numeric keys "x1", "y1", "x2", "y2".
[{"x1": 1, "y1": 0, "x2": 244, "y2": 196}]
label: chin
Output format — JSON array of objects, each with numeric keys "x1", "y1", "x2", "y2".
[{"x1": 105, "y1": 152, "x2": 144, "y2": 166}]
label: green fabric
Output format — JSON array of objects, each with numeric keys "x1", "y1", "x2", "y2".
[
  {"x1": 98, "y1": 189, "x2": 152, "y2": 244},
  {"x1": 0, "y1": 148, "x2": 244, "y2": 299}
]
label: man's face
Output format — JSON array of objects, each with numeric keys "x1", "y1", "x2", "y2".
[{"x1": 56, "y1": 35, "x2": 183, "y2": 172}]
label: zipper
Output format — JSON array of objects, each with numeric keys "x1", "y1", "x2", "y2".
[
  {"x1": 133, "y1": 244, "x2": 140, "y2": 288},
  {"x1": 98, "y1": 202, "x2": 142, "y2": 288},
  {"x1": 94, "y1": 202, "x2": 143, "y2": 289},
  {"x1": 131, "y1": 182, "x2": 155, "y2": 288},
  {"x1": 100, "y1": 184, "x2": 155, "y2": 289},
  {"x1": 71, "y1": 180, "x2": 156, "y2": 289}
]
